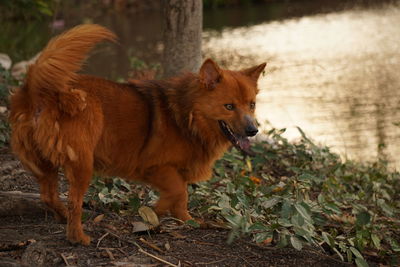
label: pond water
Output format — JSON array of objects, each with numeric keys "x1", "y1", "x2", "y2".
[
  {"x1": 2, "y1": 2, "x2": 400, "y2": 167},
  {"x1": 204, "y1": 3, "x2": 400, "y2": 168}
]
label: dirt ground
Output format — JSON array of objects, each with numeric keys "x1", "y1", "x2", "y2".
[{"x1": 0, "y1": 147, "x2": 351, "y2": 267}]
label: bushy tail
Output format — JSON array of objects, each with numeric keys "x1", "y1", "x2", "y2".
[{"x1": 26, "y1": 24, "x2": 116, "y2": 108}]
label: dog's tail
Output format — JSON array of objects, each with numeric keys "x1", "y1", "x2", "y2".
[{"x1": 25, "y1": 24, "x2": 116, "y2": 111}]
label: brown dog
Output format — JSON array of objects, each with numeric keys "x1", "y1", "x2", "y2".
[{"x1": 9, "y1": 24, "x2": 266, "y2": 245}]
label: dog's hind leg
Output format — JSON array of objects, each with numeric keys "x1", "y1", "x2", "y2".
[
  {"x1": 148, "y1": 166, "x2": 192, "y2": 221},
  {"x1": 19, "y1": 157, "x2": 68, "y2": 222},
  {"x1": 36, "y1": 166, "x2": 68, "y2": 222},
  {"x1": 64, "y1": 156, "x2": 93, "y2": 245}
]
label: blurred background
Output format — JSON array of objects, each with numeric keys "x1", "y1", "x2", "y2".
[{"x1": 1, "y1": 0, "x2": 400, "y2": 167}]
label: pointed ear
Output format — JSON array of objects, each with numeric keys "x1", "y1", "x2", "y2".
[
  {"x1": 199, "y1": 58, "x2": 222, "y2": 89},
  {"x1": 241, "y1": 62, "x2": 267, "y2": 82}
]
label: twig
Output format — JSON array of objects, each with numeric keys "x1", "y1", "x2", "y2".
[
  {"x1": 105, "y1": 248, "x2": 115, "y2": 260},
  {"x1": 60, "y1": 253, "x2": 70, "y2": 266},
  {"x1": 137, "y1": 248, "x2": 179, "y2": 267},
  {"x1": 96, "y1": 232, "x2": 109, "y2": 248},
  {"x1": 118, "y1": 247, "x2": 129, "y2": 256},
  {"x1": 139, "y1": 237, "x2": 164, "y2": 253},
  {"x1": 106, "y1": 231, "x2": 178, "y2": 267},
  {"x1": 0, "y1": 190, "x2": 67, "y2": 201},
  {"x1": 196, "y1": 259, "x2": 225, "y2": 265}
]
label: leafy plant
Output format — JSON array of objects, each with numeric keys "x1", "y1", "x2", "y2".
[
  {"x1": 0, "y1": 64, "x2": 20, "y2": 147},
  {"x1": 0, "y1": 65, "x2": 18, "y2": 105},
  {"x1": 189, "y1": 127, "x2": 400, "y2": 266},
  {"x1": 127, "y1": 55, "x2": 161, "y2": 80},
  {"x1": 0, "y1": 0, "x2": 57, "y2": 20},
  {"x1": 85, "y1": 126, "x2": 399, "y2": 266},
  {"x1": 85, "y1": 176, "x2": 157, "y2": 214}
]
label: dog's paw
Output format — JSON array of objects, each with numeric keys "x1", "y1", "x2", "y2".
[
  {"x1": 67, "y1": 231, "x2": 91, "y2": 246},
  {"x1": 79, "y1": 234, "x2": 91, "y2": 246},
  {"x1": 69, "y1": 234, "x2": 91, "y2": 246},
  {"x1": 173, "y1": 211, "x2": 193, "y2": 222}
]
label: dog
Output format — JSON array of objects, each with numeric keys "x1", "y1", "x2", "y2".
[{"x1": 9, "y1": 24, "x2": 266, "y2": 245}]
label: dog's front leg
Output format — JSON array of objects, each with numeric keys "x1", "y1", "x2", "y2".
[{"x1": 147, "y1": 165, "x2": 192, "y2": 221}]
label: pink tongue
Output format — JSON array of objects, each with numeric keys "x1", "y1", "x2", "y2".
[{"x1": 238, "y1": 138, "x2": 251, "y2": 151}]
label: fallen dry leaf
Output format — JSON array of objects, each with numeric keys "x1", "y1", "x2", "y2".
[
  {"x1": 138, "y1": 206, "x2": 159, "y2": 227},
  {"x1": 131, "y1": 221, "x2": 152, "y2": 233},
  {"x1": 93, "y1": 214, "x2": 105, "y2": 224}
]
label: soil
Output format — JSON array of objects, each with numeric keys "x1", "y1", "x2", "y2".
[{"x1": 0, "y1": 147, "x2": 351, "y2": 267}]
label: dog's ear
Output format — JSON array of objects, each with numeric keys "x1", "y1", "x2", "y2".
[
  {"x1": 199, "y1": 58, "x2": 222, "y2": 89},
  {"x1": 241, "y1": 62, "x2": 267, "y2": 82}
]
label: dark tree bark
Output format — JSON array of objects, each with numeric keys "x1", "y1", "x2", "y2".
[
  {"x1": 162, "y1": 0, "x2": 202, "y2": 77},
  {"x1": 0, "y1": 191, "x2": 67, "y2": 217}
]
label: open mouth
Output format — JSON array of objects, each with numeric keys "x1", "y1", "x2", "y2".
[{"x1": 218, "y1": 120, "x2": 255, "y2": 156}]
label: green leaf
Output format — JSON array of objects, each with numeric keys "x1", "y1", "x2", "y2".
[
  {"x1": 295, "y1": 203, "x2": 312, "y2": 221},
  {"x1": 227, "y1": 182, "x2": 235, "y2": 194},
  {"x1": 236, "y1": 190, "x2": 249, "y2": 208},
  {"x1": 280, "y1": 200, "x2": 293, "y2": 219},
  {"x1": 324, "y1": 202, "x2": 342, "y2": 214},
  {"x1": 346, "y1": 248, "x2": 353, "y2": 263},
  {"x1": 290, "y1": 235, "x2": 303, "y2": 251},
  {"x1": 377, "y1": 199, "x2": 394, "y2": 216},
  {"x1": 218, "y1": 194, "x2": 231, "y2": 209},
  {"x1": 388, "y1": 238, "x2": 400, "y2": 252},
  {"x1": 186, "y1": 219, "x2": 200, "y2": 228},
  {"x1": 298, "y1": 173, "x2": 318, "y2": 182},
  {"x1": 291, "y1": 213, "x2": 305, "y2": 227},
  {"x1": 371, "y1": 234, "x2": 381, "y2": 249},
  {"x1": 332, "y1": 247, "x2": 344, "y2": 261},
  {"x1": 356, "y1": 211, "x2": 371, "y2": 226},
  {"x1": 277, "y1": 218, "x2": 293, "y2": 227},
  {"x1": 277, "y1": 233, "x2": 288, "y2": 248},
  {"x1": 249, "y1": 222, "x2": 268, "y2": 231},
  {"x1": 225, "y1": 214, "x2": 241, "y2": 228},
  {"x1": 263, "y1": 197, "x2": 280, "y2": 209},
  {"x1": 322, "y1": 232, "x2": 335, "y2": 247},
  {"x1": 255, "y1": 232, "x2": 273, "y2": 243},
  {"x1": 129, "y1": 196, "x2": 141, "y2": 212},
  {"x1": 355, "y1": 258, "x2": 369, "y2": 267},
  {"x1": 350, "y1": 247, "x2": 364, "y2": 259}
]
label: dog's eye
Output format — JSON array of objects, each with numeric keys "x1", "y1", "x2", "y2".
[
  {"x1": 224, "y1": 104, "x2": 235, "y2": 111},
  {"x1": 250, "y1": 102, "x2": 256, "y2": 109}
]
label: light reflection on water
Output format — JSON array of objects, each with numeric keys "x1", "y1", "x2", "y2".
[{"x1": 203, "y1": 4, "x2": 400, "y2": 166}]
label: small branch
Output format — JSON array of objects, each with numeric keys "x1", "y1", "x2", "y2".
[
  {"x1": 106, "y1": 231, "x2": 179, "y2": 267},
  {"x1": 139, "y1": 237, "x2": 164, "y2": 253},
  {"x1": 0, "y1": 191, "x2": 67, "y2": 201},
  {"x1": 60, "y1": 253, "x2": 70, "y2": 266},
  {"x1": 104, "y1": 248, "x2": 115, "y2": 260},
  {"x1": 196, "y1": 259, "x2": 225, "y2": 265},
  {"x1": 96, "y1": 232, "x2": 109, "y2": 248},
  {"x1": 137, "y1": 248, "x2": 179, "y2": 267},
  {"x1": 0, "y1": 190, "x2": 67, "y2": 217}
]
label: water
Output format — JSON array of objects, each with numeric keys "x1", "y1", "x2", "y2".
[
  {"x1": 203, "y1": 4, "x2": 400, "y2": 165},
  {"x1": 2, "y1": 2, "x2": 400, "y2": 167}
]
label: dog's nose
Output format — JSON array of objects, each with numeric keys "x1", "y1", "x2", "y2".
[{"x1": 245, "y1": 125, "x2": 258, "y2": 137}]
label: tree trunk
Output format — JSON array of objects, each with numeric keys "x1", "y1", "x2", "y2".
[{"x1": 162, "y1": 0, "x2": 202, "y2": 78}]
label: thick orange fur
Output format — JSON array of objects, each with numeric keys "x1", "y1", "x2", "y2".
[{"x1": 9, "y1": 24, "x2": 266, "y2": 245}]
